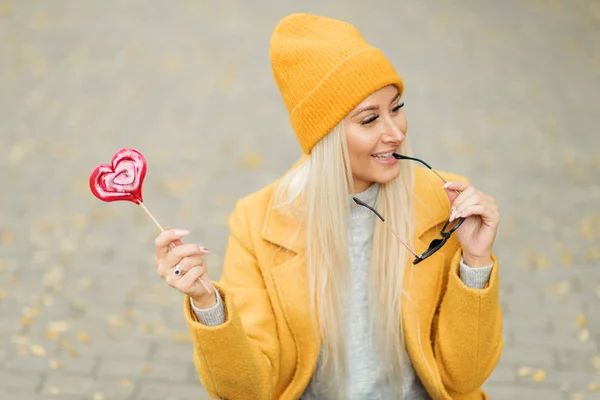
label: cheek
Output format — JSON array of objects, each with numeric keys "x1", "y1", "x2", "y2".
[{"x1": 346, "y1": 130, "x2": 376, "y2": 157}]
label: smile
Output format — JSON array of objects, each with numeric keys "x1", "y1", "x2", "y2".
[{"x1": 371, "y1": 152, "x2": 393, "y2": 160}]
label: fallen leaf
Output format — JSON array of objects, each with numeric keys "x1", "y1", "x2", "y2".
[
  {"x1": 532, "y1": 253, "x2": 548, "y2": 269},
  {"x1": 18, "y1": 347, "x2": 28, "y2": 356},
  {"x1": 2, "y1": 230, "x2": 13, "y2": 245},
  {"x1": 23, "y1": 307, "x2": 40, "y2": 318},
  {"x1": 49, "y1": 359, "x2": 62, "y2": 369},
  {"x1": 532, "y1": 369, "x2": 546, "y2": 382},
  {"x1": 570, "y1": 394, "x2": 584, "y2": 400},
  {"x1": 139, "y1": 323, "x2": 155, "y2": 333},
  {"x1": 76, "y1": 332, "x2": 90, "y2": 343},
  {"x1": 559, "y1": 248, "x2": 573, "y2": 268},
  {"x1": 71, "y1": 299, "x2": 86, "y2": 311},
  {"x1": 580, "y1": 329, "x2": 590, "y2": 342},
  {"x1": 580, "y1": 218, "x2": 595, "y2": 240},
  {"x1": 517, "y1": 366, "x2": 532, "y2": 377},
  {"x1": 592, "y1": 356, "x2": 600, "y2": 370},
  {"x1": 171, "y1": 331, "x2": 192, "y2": 343},
  {"x1": 120, "y1": 378, "x2": 132, "y2": 386},
  {"x1": 587, "y1": 247, "x2": 600, "y2": 261},
  {"x1": 0, "y1": 289, "x2": 6, "y2": 299},
  {"x1": 33, "y1": 250, "x2": 50, "y2": 264},
  {"x1": 557, "y1": 281, "x2": 571, "y2": 296},
  {"x1": 48, "y1": 321, "x2": 70, "y2": 332},
  {"x1": 0, "y1": 0, "x2": 10, "y2": 17},
  {"x1": 60, "y1": 339, "x2": 70, "y2": 349},
  {"x1": 68, "y1": 349, "x2": 80, "y2": 358},
  {"x1": 73, "y1": 214, "x2": 87, "y2": 229},
  {"x1": 44, "y1": 330, "x2": 60, "y2": 340},
  {"x1": 42, "y1": 295, "x2": 54, "y2": 307},
  {"x1": 12, "y1": 335, "x2": 29, "y2": 345},
  {"x1": 141, "y1": 365, "x2": 153, "y2": 374},
  {"x1": 238, "y1": 152, "x2": 263, "y2": 169},
  {"x1": 42, "y1": 267, "x2": 64, "y2": 287},
  {"x1": 30, "y1": 344, "x2": 47, "y2": 357},
  {"x1": 60, "y1": 238, "x2": 76, "y2": 253},
  {"x1": 590, "y1": 383, "x2": 599, "y2": 391},
  {"x1": 577, "y1": 315, "x2": 587, "y2": 328},
  {"x1": 163, "y1": 55, "x2": 182, "y2": 71},
  {"x1": 48, "y1": 387, "x2": 61, "y2": 394},
  {"x1": 20, "y1": 316, "x2": 32, "y2": 327},
  {"x1": 92, "y1": 392, "x2": 105, "y2": 400},
  {"x1": 106, "y1": 315, "x2": 125, "y2": 327}
]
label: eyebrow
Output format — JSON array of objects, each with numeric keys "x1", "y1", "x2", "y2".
[{"x1": 350, "y1": 92, "x2": 402, "y2": 119}]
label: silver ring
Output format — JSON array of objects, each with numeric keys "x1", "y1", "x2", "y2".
[{"x1": 174, "y1": 264, "x2": 182, "y2": 276}]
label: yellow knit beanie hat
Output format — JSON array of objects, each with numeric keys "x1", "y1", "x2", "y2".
[{"x1": 270, "y1": 13, "x2": 404, "y2": 154}]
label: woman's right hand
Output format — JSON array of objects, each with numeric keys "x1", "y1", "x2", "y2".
[{"x1": 155, "y1": 229, "x2": 216, "y2": 308}]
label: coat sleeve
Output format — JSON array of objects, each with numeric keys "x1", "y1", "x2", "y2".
[
  {"x1": 183, "y1": 199, "x2": 279, "y2": 400},
  {"x1": 430, "y1": 172, "x2": 503, "y2": 395},
  {"x1": 432, "y1": 242, "x2": 503, "y2": 394}
]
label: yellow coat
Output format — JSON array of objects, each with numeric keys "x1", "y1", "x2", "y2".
[{"x1": 183, "y1": 165, "x2": 502, "y2": 400}]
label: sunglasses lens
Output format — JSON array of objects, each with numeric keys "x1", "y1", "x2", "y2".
[{"x1": 425, "y1": 238, "x2": 445, "y2": 255}]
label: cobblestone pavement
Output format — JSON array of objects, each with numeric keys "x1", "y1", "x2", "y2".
[{"x1": 1, "y1": 0, "x2": 599, "y2": 399}]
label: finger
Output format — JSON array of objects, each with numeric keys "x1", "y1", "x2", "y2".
[
  {"x1": 449, "y1": 186, "x2": 476, "y2": 214},
  {"x1": 155, "y1": 229, "x2": 190, "y2": 259},
  {"x1": 164, "y1": 262, "x2": 206, "y2": 287},
  {"x1": 158, "y1": 243, "x2": 205, "y2": 276},
  {"x1": 173, "y1": 254, "x2": 206, "y2": 277},
  {"x1": 175, "y1": 266, "x2": 211, "y2": 295},
  {"x1": 451, "y1": 192, "x2": 482, "y2": 221},
  {"x1": 455, "y1": 204, "x2": 486, "y2": 220},
  {"x1": 442, "y1": 180, "x2": 471, "y2": 204},
  {"x1": 164, "y1": 227, "x2": 184, "y2": 246}
]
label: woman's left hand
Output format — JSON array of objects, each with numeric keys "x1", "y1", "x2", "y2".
[{"x1": 442, "y1": 181, "x2": 500, "y2": 267}]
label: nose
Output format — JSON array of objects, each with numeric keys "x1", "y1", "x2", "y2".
[{"x1": 381, "y1": 118, "x2": 405, "y2": 144}]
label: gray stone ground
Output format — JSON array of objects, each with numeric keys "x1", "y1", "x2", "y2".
[{"x1": 0, "y1": 0, "x2": 599, "y2": 399}]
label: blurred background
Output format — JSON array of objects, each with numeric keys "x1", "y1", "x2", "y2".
[{"x1": 0, "y1": 0, "x2": 599, "y2": 399}]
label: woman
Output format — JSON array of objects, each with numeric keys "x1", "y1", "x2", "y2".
[{"x1": 154, "y1": 13, "x2": 502, "y2": 400}]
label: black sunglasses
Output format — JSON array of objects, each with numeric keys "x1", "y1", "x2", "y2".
[{"x1": 352, "y1": 153, "x2": 465, "y2": 265}]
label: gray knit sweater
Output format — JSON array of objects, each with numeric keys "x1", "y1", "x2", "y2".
[{"x1": 191, "y1": 184, "x2": 493, "y2": 399}]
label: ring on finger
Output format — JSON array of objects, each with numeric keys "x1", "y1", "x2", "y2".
[{"x1": 173, "y1": 264, "x2": 183, "y2": 276}]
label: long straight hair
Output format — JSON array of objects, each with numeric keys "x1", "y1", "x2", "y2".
[{"x1": 274, "y1": 121, "x2": 416, "y2": 398}]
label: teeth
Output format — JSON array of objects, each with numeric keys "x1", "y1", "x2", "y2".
[{"x1": 372, "y1": 152, "x2": 393, "y2": 159}]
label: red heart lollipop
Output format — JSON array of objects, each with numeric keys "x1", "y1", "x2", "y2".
[
  {"x1": 89, "y1": 148, "x2": 147, "y2": 204},
  {"x1": 88, "y1": 148, "x2": 213, "y2": 295}
]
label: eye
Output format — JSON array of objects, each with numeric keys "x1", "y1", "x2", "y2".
[
  {"x1": 360, "y1": 115, "x2": 378, "y2": 125},
  {"x1": 391, "y1": 102, "x2": 405, "y2": 112}
]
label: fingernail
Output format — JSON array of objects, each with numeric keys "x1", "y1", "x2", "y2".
[
  {"x1": 449, "y1": 211, "x2": 456, "y2": 222},
  {"x1": 443, "y1": 181, "x2": 452, "y2": 188},
  {"x1": 173, "y1": 230, "x2": 189, "y2": 236},
  {"x1": 200, "y1": 246, "x2": 211, "y2": 253}
]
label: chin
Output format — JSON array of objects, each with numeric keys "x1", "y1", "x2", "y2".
[{"x1": 373, "y1": 167, "x2": 401, "y2": 186}]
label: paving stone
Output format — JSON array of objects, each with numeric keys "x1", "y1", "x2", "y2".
[
  {"x1": 41, "y1": 375, "x2": 96, "y2": 396},
  {"x1": 97, "y1": 358, "x2": 190, "y2": 382},
  {"x1": 0, "y1": 370, "x2": 43, "y2": 391},
  {"x1": 483, "y1": 384, "x2": 566, "y2": 400},
  {"x1": 1, "y1": 0, "x2": 598, "y2": 398},
  {"x1": 136, "y1": 381, "x2": 210, "y2": 400}
]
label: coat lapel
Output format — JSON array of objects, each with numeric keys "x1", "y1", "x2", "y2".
[
  {"x1": 261, "y1": 178, "x2": 319, "y2": 397},
  {"x1": 261, "y1": 164, "x2": 452, "y2": 397},
  {"x1": 403, "y1": 166, "x2": 453, "y2": 394}
]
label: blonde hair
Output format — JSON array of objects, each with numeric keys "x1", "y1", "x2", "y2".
[{"x1": 275, "y1": 121, "x2": 416, "y2": 398}]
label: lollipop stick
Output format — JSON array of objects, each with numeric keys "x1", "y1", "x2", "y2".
[
  {"x1": 138, "y1": 201, "x2": 165, "y2": 231},
  {"x1": 138, "y1": 201, "x2": 212, "y2": 295}
]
